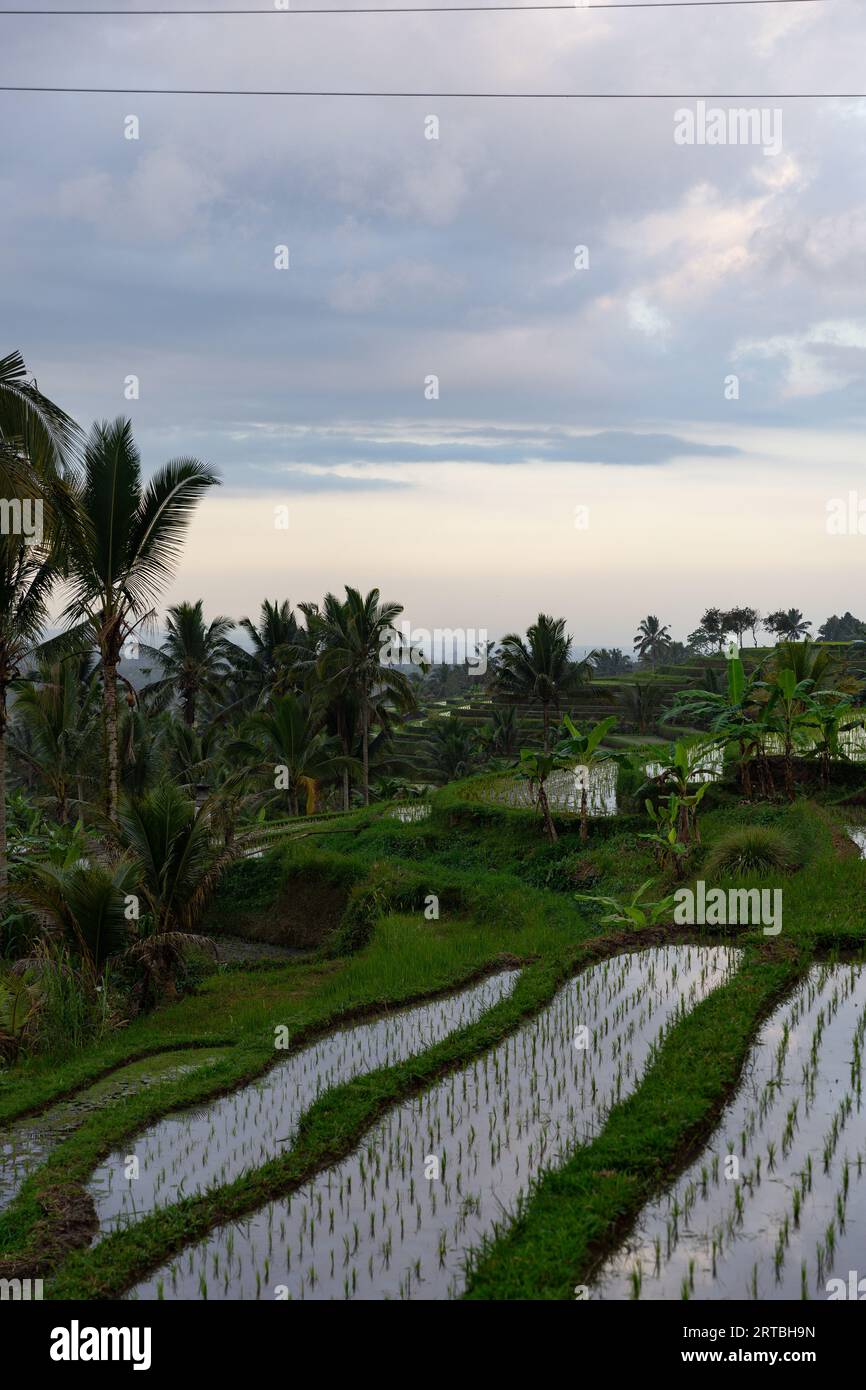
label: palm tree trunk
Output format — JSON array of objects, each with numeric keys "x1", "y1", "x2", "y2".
[
  {"x1": 103, "y1": 660, "x2": 120, "y2": 821},
  {"x1": 579, "y1": 784, "x2": 589, "y2": 842},
  {"x1": 542, "y1": 702, "x2": 550, "y2": 753},
  {"x1": 362, "y1": 684, "x2": 370, "y2": 805},
  {"x1": 342, "y1": 766, "x2": 350, "y2": 812},
  {"x1": 0, "y1": 695, "x2": 8, "y2": 908}
]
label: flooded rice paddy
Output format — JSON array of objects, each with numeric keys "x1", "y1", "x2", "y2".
[
  {"x1": 388, "y1": 804, "x2": 432, "y2": 823},
  {"x1": 127, "y1": 944, "x2": 738, "y2": 1300},
  {"x1": 89, "y1": 972, "x2": 518, "y2": 1236},
  {"x1": 590, "y1": 962, "x2": 866, "y2": 1301},
  {"x1": 846, "y1": 826, "x2": 866, "y2": 857},
  {"x1": 486, "y1": 760, "x2": 620, "y2": 816},
  {"x1": 0, "y1": 1048, "x2": 230, "y2": 1214}
]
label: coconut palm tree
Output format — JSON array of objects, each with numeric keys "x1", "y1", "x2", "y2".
[
  {"x1": 311, "y1": 587, "x2": 416, "y2": 805},
  {"x1": 232, "y1": 692, "x2": 356, "y2": 816},
  {"x1": 0, "y1": 536, "x2": 61, "y2": 906},
  {"x1": 633, "y1": 615, "x2": 672, "y2": 668},
  {"x1": 56, "y1": 419, "x2": 219, "y2": 821},
  {"x1": 0, "y1": 348, "x2": 79, "y2": 494},
  {"x1": 418, "y1": 723, "x2": 481, "y2": 781},
  {"x1": 494, "y1": 613, "x2": 591, "y2": 752},
  {"x1": 234, "y1": 599, "x2": 308, "y2": 704},
  {"x1": 16, "y1": 857, "x2": 140, "y2": 982},
  {"x1": 9, "y1": 658, "x2": 101, "y2": 823},
  {"x1": 765, "y1": 609, "x2": 811, "y2": 642},
  {"x1": 141, "y1": 600, "x2": 241, "y2": 727}
]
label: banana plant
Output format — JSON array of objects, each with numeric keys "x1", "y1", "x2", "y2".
[
  {"x1": 515, "y1": 747, "x2": 562, "y2": 844},
  {"x1": 799, "y1": 690, "x2": 860, "y2": 786},
  {"x1": 555, "y1": 714, "x2": 618, "y2": 840},
  {"x1": 639, "y1": 794, "x2": 689, "y2": 875},
  {"x1": 757, "y1": 668, "x2": 815, "y2": 801},
  {"x1": 575, "y1": 878, "x2": 676, "y2": 930},
  {"x1": 644, "y1": 740, "x2": 712, "y2": 844}
]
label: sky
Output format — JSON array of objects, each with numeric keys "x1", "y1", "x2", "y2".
[{"x1": 3, "y1": 0, "x2": 866, "y2": 649}]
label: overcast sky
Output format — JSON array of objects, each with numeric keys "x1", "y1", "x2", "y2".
[{"x1": 4, "y1": 0, "x2": 866, "y2": 646}]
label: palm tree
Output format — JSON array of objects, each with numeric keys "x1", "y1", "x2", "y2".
[
  {"x1": 0, "y1": 536, "x2": 60, "y2": 905},
  {"x1": 233, "y1": 692, "x2": 355, "y2": 816},
  {"x1": 142, "y1": 600, "x2": 240, "y2": 726},
  {"x1": 10, "y1": 658, "x2": 101, "y2": 823},
  {"x1": 765, "y1": 609, "x2": 811, "y2": 642},
  {"x1": 0, "y1": 348, "x2": 79, "y2": 494},
  {"x1": 312, "y1": 587, "x2": 415, "y2": 805},
  {"x1": 16, "y1": 857, "x2": 139, "y2": 983},
  {"x1": 479, "y1": 704, "x2": 521, "y2": 758},
  {"x1": 57, "y1": 419, "x2": 219, "y2": 821},
  {"x1": 419, "y1": 723, "x2": 480, "y2": 781},
  {"x1": 633, "y1": 615, "x2": 672, "y2": 668},
  {"x1": 235, "y1": 599, "x2": 307, "y2": 703},
  {"x1": 494, "y1": 614, "x2": 591, "y2": 751}
]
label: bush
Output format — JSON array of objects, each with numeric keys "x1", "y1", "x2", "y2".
[{"x1": 703, "y1": 827, "x2": 801, "y2": 879}]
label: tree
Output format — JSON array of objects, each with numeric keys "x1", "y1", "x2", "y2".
[
  {"x1": 10, "y1": 658, "x2": 101, "y2": 823},
  {"x1": 621, "y1": 679, "x2": 666, "y2": 734},
  {"x1": 722, "y1": 606, "x2": 760, "y2": 650},
  {"x1": 0, "y1": 348, "x2": 79, "y2": 496},
  {"x1": 591, "y1": 648, "x2": 633, "y2": 677},
  {"x1": 58, "y1": 419, "x2": 219, "y2": 822},
  {"x1": 0, "y1": 537, "x2": 60, "y2": 906},
  {"x1": 235, "y1": 599, "x2": 309, "y2": 704},
  {"x1": 232, "y1": 692, "x2": 355, "y2": 816},
  {"x1": 765, "y1": 609, "x2": 811, "y2": 642},
  {"x1": 478, "y1": 704, "x2": 521, "y2": 758},
  {"x1": 419, "y1": 723, "x2": 480, "y2": 781},
  {"x1": 515, "y1": 748, "x2": 562, "y2": 844},
  {"x1": 142, "y1": 600, "x2": 240, "y2": 727},
  {"x1": 688, "y1": 607, "x2": 729, "y2": 655},
  {"x1": 495, "y1": 614, "x2": 592, "y2": 751},
  {"x1": 311, "y1": 587, "x2": 415, "y2": 805},
  {"x1": 633, "y1": 615, "x2": 671, "y2": 668},
  {"x1": 17, "y1": 857, "x2": 140, "y2": 982},
  {"x1": 0, "y1": 354, "x2": 77, "y2": 909},
  {"x1": 817, "y1": 612, "x2": 866, "y2": 643}
]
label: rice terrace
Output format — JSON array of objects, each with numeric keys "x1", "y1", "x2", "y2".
[
  {"x1": 2, "y1": 351, "x2": 866, "y2": 1327},
  {"x1": 1, "y1": 0, "x2": 865, "y2": 1358}
]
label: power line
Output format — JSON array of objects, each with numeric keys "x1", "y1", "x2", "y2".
[
  {"x1": 0, "y1": 0, "x2": 841, "y2": 11},
  {"x1": 1, "y1": 84, "x2": 862, "y2": 93}
]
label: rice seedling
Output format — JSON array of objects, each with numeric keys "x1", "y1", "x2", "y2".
[
  {"x1": 590, "y1": 963, "x2": 866, "y2": 1300},
  {"x1": 88, "y1": 972, "x2": 519, "y2": 1235},
  {"x1": 0, "y1": 1047, "x2": 230, "y2": 1214},
  {"x1": 126, "y1": 945, "x2": 736, "y2": 1301}
]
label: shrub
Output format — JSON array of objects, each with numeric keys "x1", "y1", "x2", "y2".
[{"x1": 704, "y1": 827, "x2": 801, "y2": 879}]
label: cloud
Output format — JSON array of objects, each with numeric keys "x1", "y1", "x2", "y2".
[{"x1": 734, "y1": 320, "x2": 866, "y2": 398}]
